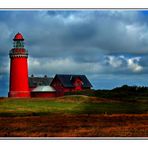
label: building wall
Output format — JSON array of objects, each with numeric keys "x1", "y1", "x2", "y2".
[
  {"x1": 31, "y1": 92, "x2": 56, "y2": 98},
  {"x1": 73, "y1": 77, "x2": 83, "y2": 91},
  {"x1": 29, "y1": 87, "x2": 36, "y2": 92},
  {"x1": 51, "y1": 77, "x2": 65, "y2": 96}
]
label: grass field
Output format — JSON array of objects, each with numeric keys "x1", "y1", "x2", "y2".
[
  {"x1": 0, "y1": 95, "x2": 148, "y2": 137},
  {"x1": 1, "y1": 95, "x2": 148, "y2": 116}
]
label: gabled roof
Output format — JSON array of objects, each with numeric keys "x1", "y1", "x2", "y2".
[
  {"x1": 29, "y1": 75, "x2": 53, "y2": 88},
  {"x1": 32, "y1": 86, "x2": 56, "y2": 92},
  {"x1": 52, "y1": 74, "x2": 92, "y2": 88}
]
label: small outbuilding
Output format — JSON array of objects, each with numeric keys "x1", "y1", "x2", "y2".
[
  {"x1": 31, "y1": 86, "x2": 56, "y2": 98},
  {"x1": 29, "y1": 75, "x2": 53, "y2": 91}
]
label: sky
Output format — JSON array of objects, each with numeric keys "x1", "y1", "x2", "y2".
[{"x1": 1, "y1": 10, "x2": 148, "y2": 96}]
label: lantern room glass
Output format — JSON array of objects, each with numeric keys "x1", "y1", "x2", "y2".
[{"x1": 13, "y1": 40, "x2": 24, "y2": 48}]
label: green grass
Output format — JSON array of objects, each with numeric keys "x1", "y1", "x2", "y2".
[
  {"x1": 0, "y1": 99, "x2": 78, "y2": 116},
  {"x1": 0, "y1": 96, "x2": 148, "y2": 116}
]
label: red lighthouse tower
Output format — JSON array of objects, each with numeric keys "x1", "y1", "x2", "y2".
[{"x1": 8, "y1": 33, "x2": 30, "y2": 98}]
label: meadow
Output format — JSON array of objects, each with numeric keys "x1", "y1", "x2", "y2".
[
  {"x1": 0, "y1": 95, "x2": 148, "y2": 116},
  {"x1": 0, "y1": 95, "x2": 148, "y2": 137}
]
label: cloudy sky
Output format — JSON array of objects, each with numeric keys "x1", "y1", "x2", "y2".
[{"x1": 1, "y1": 10, "x2": 148, "y2": 96}]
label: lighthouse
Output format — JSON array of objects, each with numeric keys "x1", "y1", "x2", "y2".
[{"x1": 8, "y1": 33, "x2": 30, "y2": 98}]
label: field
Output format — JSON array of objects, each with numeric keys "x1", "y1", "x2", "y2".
[{"x1": 0, "y1": 95, "x2": 148, "y2": 137}]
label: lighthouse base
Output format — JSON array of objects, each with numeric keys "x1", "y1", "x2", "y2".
[{"x1": 8, "y1": 91, "x2": 30, "y2": 98}]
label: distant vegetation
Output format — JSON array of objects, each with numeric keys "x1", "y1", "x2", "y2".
[{"x1": 65, "y1": 85, "x2": 148, "y2": 102}]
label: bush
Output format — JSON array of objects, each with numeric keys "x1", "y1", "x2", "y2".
[{"x1": 65, "y1": 85, "x2": 148, "y2": 102}]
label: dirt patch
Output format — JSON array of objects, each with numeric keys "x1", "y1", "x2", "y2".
[{"x1": 0, "y1": 114, "x2": 148, "y2": 137}]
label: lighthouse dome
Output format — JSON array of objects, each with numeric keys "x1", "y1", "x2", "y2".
[{"x1": 13, "y1": 32, "x2": 24, "y2": 41}]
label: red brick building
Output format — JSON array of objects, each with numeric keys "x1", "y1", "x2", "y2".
[
  {"x1": 50, "y1": 74, "x2": 92, "y2": 96},
  {"x1": 29, "y1": 74, "x2": 92, "y2": 97}
]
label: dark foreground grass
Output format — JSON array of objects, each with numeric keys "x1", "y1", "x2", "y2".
[
  {"x1": 0, "y1": 96, "x2": 148, "y2": 117},
  {"x1": 1, "y1": 114, "x2": 148, "y2": 137}
]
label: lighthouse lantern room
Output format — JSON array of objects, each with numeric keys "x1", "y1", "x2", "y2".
[{"x1": 8, "y1": 33, "x2": 30, "y2": 98}]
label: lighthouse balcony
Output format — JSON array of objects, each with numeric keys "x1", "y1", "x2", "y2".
[{"x1": 9, "y1": 48, "x2": 28, "y2": 57}]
